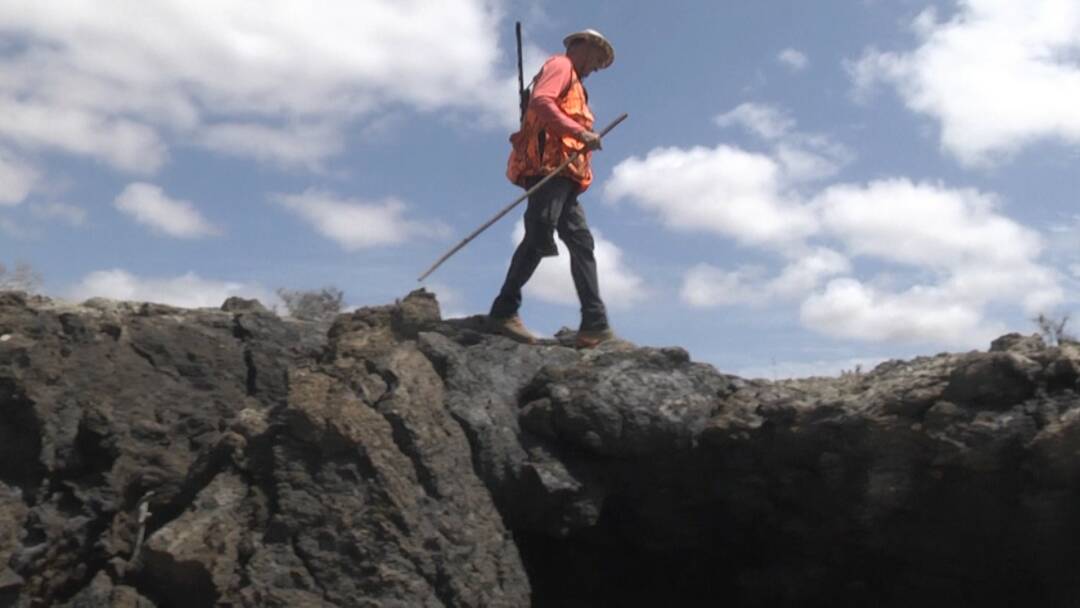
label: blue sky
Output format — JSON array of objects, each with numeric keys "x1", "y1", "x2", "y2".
[{"x1": 3, "y1": 0, "x2": 1080, "y2": 378}]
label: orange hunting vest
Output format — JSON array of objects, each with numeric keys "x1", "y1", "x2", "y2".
[{"x1": 506, "y1": 66, "x2": 595, "y2": 192}]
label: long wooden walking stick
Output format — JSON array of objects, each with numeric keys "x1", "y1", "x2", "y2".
[{"x1": 417, "y1": 112, "x2": 628, "y2": 282}]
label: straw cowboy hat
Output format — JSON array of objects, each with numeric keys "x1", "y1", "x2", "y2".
[{"x1": 563, "y1": 29, "x2": 615, "y2": 69}]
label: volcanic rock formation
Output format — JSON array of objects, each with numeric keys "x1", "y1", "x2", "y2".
[{"x1": 2, "y1": 289, "x2": 1079, "y2": 607}]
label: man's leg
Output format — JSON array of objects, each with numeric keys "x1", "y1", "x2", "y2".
[
  {"x1": 488, "y1": 237, "x2": 543, "y2": 320},
  {"x1": 557, "y1": 198, "x2": 609, "y2": 332},
  {"x1": 489, "y1": 177, "x2": 575, "y2": 320}
]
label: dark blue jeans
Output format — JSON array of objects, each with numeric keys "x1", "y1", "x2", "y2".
[{"x1": 489, "y1": 176, "x2": 609, "y2": 331}]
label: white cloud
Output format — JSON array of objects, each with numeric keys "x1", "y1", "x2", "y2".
[
  {"x1": 0, "y1": 150, "x2": 39, "y2": 206},
  {"x1": 606, "y1": 109, "x2": 1065, "y2": 347},
  {"x1": 274, "y1": 189, "x2": 448, "y2": 251},
  {"x1": 814, "y1": 180, "x2": 1038, "y2": 268},
  {"x1": 510, "y1": 222, "x2": 648, "y2": 310},
  {"x1": 605, "y1": 145, "x2": 818, "y2": 248},
  {"x1": 715, "y1": 103, "x2": 795, "y2": 140},
  {"x1": 1045, "y1": 215, "x2": 1080, "y2": 285},
  {"x1": 772, "y1": 250, "x2": 854, "y2": 297},
  {"x1": 812, "y1": 179, "x2": 1063, "y2": 313},
  {"x1": 0, "y1": 98, "x2": 167, "y2": 173},
  {"x1": 682, "y1": 248, "x2": 850, "y2": 307},
  {"x1": 800, "y1": 278, "x2": 1002, "y2": 347},
  {"x1": 30, "y1": 202, "x2": 87, "y2": 226},
  {"x1": 774, "y1": 139, "x2": 850, "y2": 182},
  {"x1": 607, "y1": 103, "x2": 852, "y2": 250},
  {"x1": 713, "y1": 102, "x2": 852, "y2": 181},
  {"x1": 198, "y1": 121, "x2": 344, "y2": 171},
  {"x1": 681, "y1": 264, "x2": 770, "y2": 308},
  {"x1": 0, "y1": 1, "x2": 516, "y2": 172},
  {"x1": 70, "y1": 269, "x2": 277, "y2": 309},
  {"x1": 777, "y1": 48, "x2": 809, "y2": 71},
  {"x1": 114, "y1": 182, "x2": 221, "y2": 238},
  {"x1": 850, "y1": 0, "x2": 1080, "y2": 165}
]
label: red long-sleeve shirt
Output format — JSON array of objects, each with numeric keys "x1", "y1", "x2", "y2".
[{"x1": 529, "y1": 55, "x2": 587, "y2": 138}]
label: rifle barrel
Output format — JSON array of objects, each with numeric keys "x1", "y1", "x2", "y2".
[{"x1": 515, "y1": 21, "x2": 526, "y2": 122}]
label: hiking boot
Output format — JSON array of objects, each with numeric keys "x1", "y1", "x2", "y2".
[
  {"x1": 490, "y1": 314, "x2": 537, "y2": 344},
  {"x1": 575, "y1": 327, "x2": 615, "y2": 349}
]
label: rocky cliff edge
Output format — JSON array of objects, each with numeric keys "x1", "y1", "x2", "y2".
[{"x1": 2, "y1": 289, "x2": 1079, "y2": 607}]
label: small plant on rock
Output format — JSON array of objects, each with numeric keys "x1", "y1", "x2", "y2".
[
  {"x1": 1033, "y1": 313, "x2": 1074, "y2": 346},
  {"x1": 0, "y1": 261, "x2": 42, "y2": 293},
  {"x1": 840, "y1": 364, "x2": 863, "y2": 378}
]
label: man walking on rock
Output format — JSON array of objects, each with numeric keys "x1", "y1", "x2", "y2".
[{"x1": 488, "y1": 28, "x2": 617, "y2": 349}]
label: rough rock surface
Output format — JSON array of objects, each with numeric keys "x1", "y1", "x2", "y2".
[{"x1": 3, "y1": 289, "x2": 1080, "y2": 607}]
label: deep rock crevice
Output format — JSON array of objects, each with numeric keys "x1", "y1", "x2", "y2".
[{"x1": 0, "y1": 380, "x2": 43, "y2": 497}]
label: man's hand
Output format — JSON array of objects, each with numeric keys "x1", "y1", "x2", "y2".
[{"x1": 578, "y1": 130, "x2": 602, "y2": 151}]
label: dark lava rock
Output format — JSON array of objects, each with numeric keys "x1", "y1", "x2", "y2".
[
  {"x1": 4, "y1": 290, "x2": 1080, "y2": 607},
  {"x1": 219, "y1": 297, "x2": 269, "y2": 313},
  {"x1": 943, "y1": 351, "x2": 1039, "y2": 409}
]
